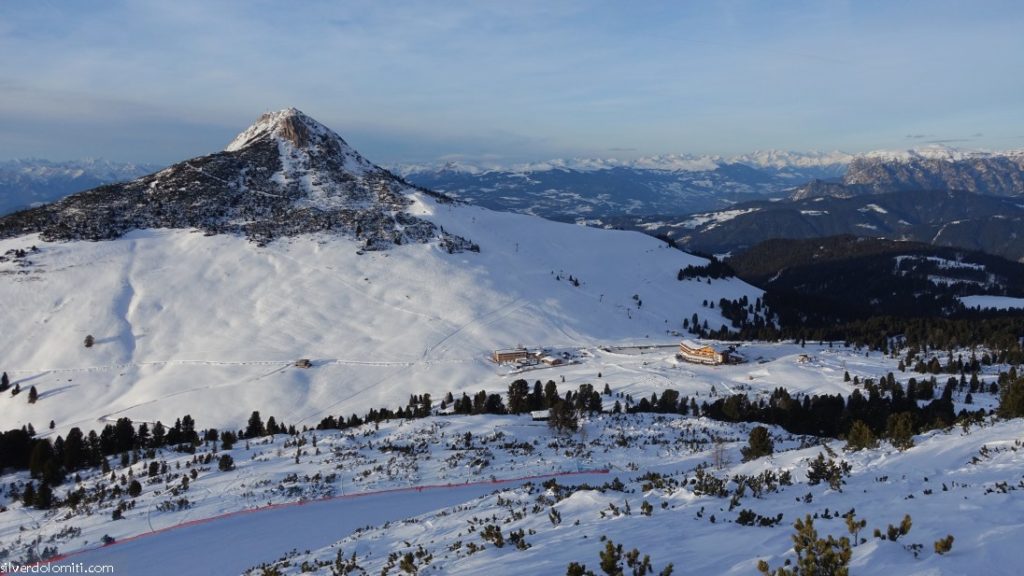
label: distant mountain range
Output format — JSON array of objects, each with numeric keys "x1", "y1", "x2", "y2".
[
  {"x1": 396, "y1": 151, "x2": 850, "y2": 221},
  {"x1": 8, "y1": 144, "x2": 1024, "y2": 261},
  {"x1": 643, "y1": 189, "x2": 1024, "y2": 262},
  {"x1": 793, "y1": 148, "x2": 1024, "y2": 200},
  {"x1": 631, "y1": 149, "x2": 1024, "y2": 262},
  {"x1": 0, "y1": 159, "x2": 160, "y2": 215}
]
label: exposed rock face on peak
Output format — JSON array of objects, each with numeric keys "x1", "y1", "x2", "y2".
[
  {"x1": 0, "y1": 109, "x2": 476, "y2": 252},
  {"x1": 791, "y1": 150, "x2": 1024, "y2": 200},
  {"x1": 226, "y1": 108, "x2": 321, "y2": 151},
  {"x1": 842, "y1": 154, "x2": 1024, "y2": 196}
]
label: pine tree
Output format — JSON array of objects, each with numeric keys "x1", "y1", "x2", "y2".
[
  {"x1": 844, "y1": 420, "x2": 878, "y2": 451},
  {"x1": 245, "y1": 411, "x2": 265, "y2": 438},
  {"x1": 0, "y1": 371, "x2": 9, "y2": 392},
  {"x1": 151, "y1": 421, "x2": 166, "y2": 447},
  {"x1": 29, "y1": 441, "x2": 53, "y2": 479},
  {"x1": 548, "y1": 400, "x2": 578, "y2": 434},
  {"x1": 22, "y1": 481, "x2": 36, "y2": 507},
  {"x1": 758, "y1": 515, "x2": 851, "y2": 576},
  {"x1": 886, "y1": 412, "x2": 915, "y2": 450},
  {"x1": 599, "y1": 541, "x2": 622, "y2": 575},
  {"x1": 844, "y1": 511, "x2": 867, "y2": 546},
  {"x1": 220, "y1": 430, "x2": 237, "y2": 450},
  {"x1": 127, "y1": 479, "x2": 142, "y2": 498},
  {"x1": 507, "y1": 379, "x2": 530, "y2": 414},
  {"x1": 84, "y1": 334, "x2": 95, "y2": 348},
  {"x1": 35, "y1": 482, "x2": 53, "y2": 509},
  {"x1": 566, "y1": 562, "x2": 590, "y2": 576},
  {"x1": 997, "y1": 377, "x2": 1024, "y2": 419},
  {"x1": 741, "y1": 426, "x2": 774, "y2": 462},
  {"x1": 27, "y1": 386, "x2": 38, "y2": 404},
  {"x1": 544, "y1": 380, "x2": 559, "y2": 408}
]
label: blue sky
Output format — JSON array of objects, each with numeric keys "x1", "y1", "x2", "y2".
[{"x1": 1, "y1": 0, "x2": 1022, "y2": 164}]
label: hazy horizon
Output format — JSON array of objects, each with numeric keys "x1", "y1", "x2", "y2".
[{"x1": 2, "y1": 1, "x2": 1022, "y2": 165}]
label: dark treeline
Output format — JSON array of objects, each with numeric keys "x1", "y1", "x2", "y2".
[
  {"x1": 0, "y1": 415, "x2": 211, "y2": 482},
  {"x1": 677, "y1": 254, "x2": 735, "y2": 281},
  {"x1": 702, "y1": 384, "x2": 964, "y2": 440},
  {"x1": 0, "y1": 409, "x2": 306, "y2": 498},
  {"x1": 685, "y1": 296, "x2": 1024, "y2": 358},
  {"x1": 315, "y1": 379, "x2": 606, "y2": 432}
]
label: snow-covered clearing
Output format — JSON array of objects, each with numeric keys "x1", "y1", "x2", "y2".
[
  {"x1": 960, "y1": 295, "x2": 1024, "y2": 310},
  {"x1": 677, "y1": 208, "x2": 760, "y2": 230}
]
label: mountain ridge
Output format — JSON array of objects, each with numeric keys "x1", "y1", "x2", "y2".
[{"x1": 0, "y1": 109, "x2": 475, "y2": 252}]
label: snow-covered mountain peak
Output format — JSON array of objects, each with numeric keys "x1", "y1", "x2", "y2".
[
  {"x1": 225, "y1": 108, "x2": 377, "y2": 175},
  {"x1": 228, "y1": 108, "x2": 326, "y2": 151},
  {"x1": 858, "y1": 144, "x2": 1024, "y2": 164},
  {"x1": 732, "y1": 149, "x2": 855, "y2": 169},
  {"x1": 0, "y1": 109, "x2": 476, "y2": 250}
]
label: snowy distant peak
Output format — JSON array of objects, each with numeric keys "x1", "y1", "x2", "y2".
[
  {"x1": 398, "y1": 147, "x2": 1024, "y2": 177},
  {"x1": 394, "y1": 150, "x2": 856, "y2": 176},
  {"x1": 860, "y1": 144, "x2": 1024, "y2": 164},
  {"x1": 394, "y1": 155, "x2": 723, "y2": 175},
  {"x1": 731, "y1": 149, "x2": 856, "y2": 169},
  {"x1": 0, "y1": 157, "x2": 162, "y2": 181},
  {"x1": 0, "y1": 158, "x2": 163, "y2": 216}
]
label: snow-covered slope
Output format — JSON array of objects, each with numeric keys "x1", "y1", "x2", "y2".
[
  {"x1": 20, "y1": 399, "x2": 1021, "y2": 575},
  {"x1": 0, "y1": 127, "x2": 761, "y2": 436},
  {"x1": 240, "y1": 416, "x2": 1024, "y2": 576}
]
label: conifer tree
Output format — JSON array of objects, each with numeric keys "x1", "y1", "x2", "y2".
[
  {"x1": 507, "y1": 379, "x2": 530, "y2": 414},
  {"x1": 844, "y1": 420, "x2": 878, "y2": 451},
  {"x1": 886, "y1": 412, "x2": 915, "y2": 450},
  {"x1": 548, "y1": 400, "x2": 578, "y2": 434},
  {"x1": 741, "y1": 426, "x2": 774, "y2": 461},
  {"x1": 35, "y1": 482, "x2": 53, "y2": 509},
  {"x1": 997, "y1": 377, "x2": 1024, "y2": 419},
  {"x1": 245, "y1": 411, "x2": 265, "y2": 438},
  {"x1": 22, "y1": 481, "x2": 36, "y2": 507},
  {"x1": 758, "y1": 515, "x2": 851, "y2": 576}
]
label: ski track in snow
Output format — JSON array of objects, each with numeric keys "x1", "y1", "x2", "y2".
[
  {"x1": 94, "y1": 362, "x2": 295, "y2": 424},
  {"x1": 421, "y1": 296, "x2": 530, "y2": 361}
]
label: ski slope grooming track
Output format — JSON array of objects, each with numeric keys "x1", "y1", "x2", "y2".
[{"x1": 36, "y1": 470, "x2": 609, "y2": 576}]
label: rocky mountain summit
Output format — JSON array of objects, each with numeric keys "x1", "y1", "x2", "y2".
[
  {"x1": 0, "y1": 108, "x2": 476, "y2": 252},
  {"x1": 792, "y1": 147, "x2": 1024, "y2": 200}
]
